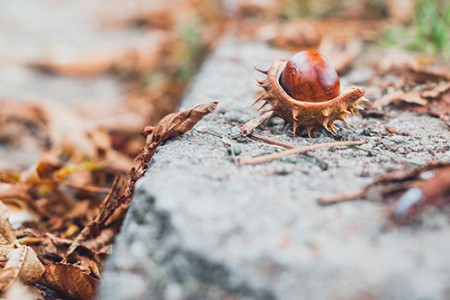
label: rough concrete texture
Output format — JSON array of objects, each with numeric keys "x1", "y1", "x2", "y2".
[{"x1": 101, "y1": 38, "x2": 450, "y2": 300}]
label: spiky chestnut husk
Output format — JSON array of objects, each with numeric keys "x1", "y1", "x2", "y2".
[{"x1": 255, "y1": 60, "x2": 366, "y2": 137}]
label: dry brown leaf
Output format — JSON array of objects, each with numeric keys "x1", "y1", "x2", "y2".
[
  {"x1": 372, "y1": 82, "x2": 450, "y2": 127},
  {"x1": 0, "y1": 245, "x2": 45, "y2": 292},
  {"x1": 421, "y1": 82, "x2": 450, "y2": 99},
  {"x1": 0, "y1": 202, "x2": 17, "y2": 245},
  {"x1": 83, "y1": 228, "x2": 115, "y2": 253},
  {"x1": 407, "y1": 65, "x2": 450, "y2": 83},
  {"x1": 64, "y1": 178, "x2": 124, "y2": 259},
  {"x1": 372, "y1": 91, "x2": 428, "y2": 108},
  {"x1": 144, "y1": 101, "x2": 218, "y2": 147},
  {"x1": 136, "y1": 101, "x2": 218, "y2": 180},
  {"x1": 414, "y1": 90, "x2": 450, "y2": 127},
  {"x1": 39, "y1": 263, "x2": 99, "y2": 300}
]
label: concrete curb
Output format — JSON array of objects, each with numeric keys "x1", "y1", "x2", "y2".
[{"x1": 100, "y1": 38, "x2": 450, "y2": 300}]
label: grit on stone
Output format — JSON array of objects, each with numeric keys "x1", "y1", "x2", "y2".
[{"x1": 101, "y1": 38, "x2": 450, "y2": 300}]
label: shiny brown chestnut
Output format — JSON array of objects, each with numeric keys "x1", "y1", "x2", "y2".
[
  {"x1": 280, "y1": 50, "x2": 340, "y2": 102},
  {"x1": 254, "y1": 50, "x2": 367, "y2": 137}
]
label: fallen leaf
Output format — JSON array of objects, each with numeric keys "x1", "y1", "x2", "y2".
[
  {"x1": 372, "y1": 82, "x2": 450, "y2": 126},
  {"x1": 372, "y1": 90, "x2": 428, "y2": 108},
  {"x1": 145, "y1": 101, "x2": 218, "y2": 146},
  {"x1": 0, "y1": 202, "x2": 17, "y2": 245},
  {"x1": 39, "y1": 263, "x2": 99, "y2": 300},
  {"x1": 0, "y1": 245, "x2": 45, "y2": 292}
]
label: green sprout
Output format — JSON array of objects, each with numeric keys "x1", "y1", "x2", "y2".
[{"x1": 377, "y1": 0, "x2": 450, "y2": 59}]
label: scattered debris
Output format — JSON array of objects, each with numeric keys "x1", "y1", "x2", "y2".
[{"x1": 318, "y1": 163, "x2": 450, "y2": 223}]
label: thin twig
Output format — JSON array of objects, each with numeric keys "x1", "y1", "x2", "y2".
[
  {"x1": 55, "y1": 179, "x2": 111, "y2": 193},
  {"x1": 240, "y1": 112, "x2": 272, "y2": 136},
  {"x1": 250, "y1": 133, "x2": 328, "y2": 169},
  {"x1": 317, "y1": 190, "x2": 367, "y2": 205},
  {"x1": 238, "y1": 140, "x2": 365, "y2": 165},
  {"x1": 249, "y1": 133, "x2": 295, "y2": 149},
  {"x1": 317, "y1": 180, "x2": 421, "y2": 205}
]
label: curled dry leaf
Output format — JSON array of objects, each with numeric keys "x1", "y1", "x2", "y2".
[
  {"x1": 0, "y1": 203, "x2": 45, "y2": 292},
  {"x1": 0, "y1": 246, "x2": 45, "y2": 292},
  {"x1": 64, "y1": 178, "x2": 124, "y2": 259},
  {"x1": 1, "y1": 246, "x2": 45, "y2": 285},
  {"x1": 0, "y1": 201, "x2": 17, "y2": 245},
  {"x1": 144, "y1": 101, "x2": 219, "y2": 146},
  {"x1": 39, "y1": 263, "x2": 99, "y2": 300},
  {"x1": 138, "y1": 101, "x2": 218, "y2": 166}
]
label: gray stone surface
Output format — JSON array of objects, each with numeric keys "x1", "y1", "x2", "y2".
[{"x1": 101, "y1": 38, "x2": 450, "y2": 300}]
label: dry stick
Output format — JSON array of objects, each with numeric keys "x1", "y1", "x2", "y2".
[
  {"x1": 55, "y1": 179, "x2": 111, "y2": 194},
  {"x1": 249, "y1": 133, "x2": 295, "y2": 149},
  {"x1": 238, "y1": 140, "x2": 365, "y2": 165},
  {"x1": 317, "y1": 190, "x2": 367, "y2": 205},
  {"x1": 317, "y1": 180, "x2": 420, "y2": 206},
  {"x1": 241, "y1": 111, "x2": 272, "y2": 136},
  {"x1": 249, "y1": 133, "x2": 328, "y2": 170}
]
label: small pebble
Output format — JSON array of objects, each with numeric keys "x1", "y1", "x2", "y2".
[
  {"x1": 359, "y1": 170, "x2": 370, "y2": 177},
  {"x1": 227, "y1": 145, "x2": 241, "y2": 156},
  {"x1": 386, "y1": 127, "x2": 398, "y2": 134},
  {"x1": 361, "y1": 128, "x2": 379, "y2": 136},
  {"x1": 387, "y1": 145, "x2": 398, "y2": 152}
]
